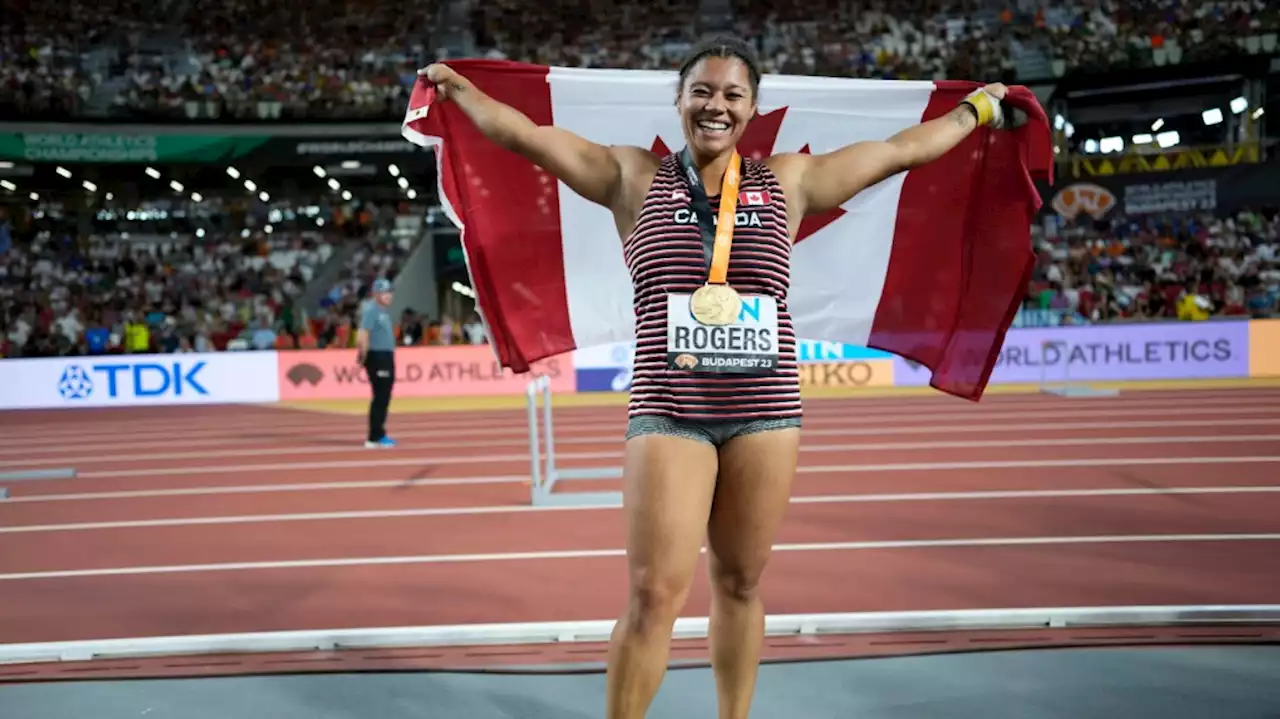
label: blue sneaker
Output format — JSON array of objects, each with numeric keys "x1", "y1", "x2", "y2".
[{"x1": 364, "y1": 437, "x2": 397, "y2": 449}]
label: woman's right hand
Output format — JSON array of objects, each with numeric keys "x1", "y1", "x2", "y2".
[{"x1": 417, "y1": 63, "x2": 467, "y2": 101}]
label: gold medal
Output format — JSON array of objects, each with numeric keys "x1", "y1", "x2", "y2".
[{"x1": 690, "y1": 283, "x2": 742, "y2": 326}]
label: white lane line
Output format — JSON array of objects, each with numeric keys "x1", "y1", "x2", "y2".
[
  {"x1": 8, "y1": 398, "x2": 1280, "y2": 449},
  {"x1": 3, "y1": 533, "x2": 1278, "y2": 581},
  {"x1": 2, "y1": 476, "x2": 531, "y2": 503},
  {"x1": 11, "y1": 432, "x2": 1280, "y2": 469},
  {"x1": 10, "y1": 416, "x2": 1280, "y2": 462},
  {"x1": 4, "y1": 486, "x2": 1279, "y2": 534},
  {"x1": 67, "y1": 449, "x2": 1280, "y2": 481}
]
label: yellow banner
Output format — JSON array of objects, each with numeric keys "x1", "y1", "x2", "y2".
[{"x1": 1069, "y1": 143, "x2": 1260, "y2": 179}]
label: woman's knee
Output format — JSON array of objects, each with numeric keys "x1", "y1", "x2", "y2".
[
  {"x1": 708, "y1": 558, "x2": 766, "y2": 604},
  {"x1": 626, "y1": 566, "x2": 692, "y2": 629}
]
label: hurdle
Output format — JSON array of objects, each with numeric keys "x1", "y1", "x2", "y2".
[
  {"x1": 0, "y1": 467, "x2": 77, "y2": 501},
  {"x1": 526, "y1": 375, "x2": 623, "y2": 507},
  {"x1": 1037, "y1": 340, "x2": 1119, "y2": 398}
]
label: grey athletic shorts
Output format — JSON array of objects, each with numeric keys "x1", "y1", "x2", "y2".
[{"x1": 625, "y1": 414, "x2": 801, "y2": 447}]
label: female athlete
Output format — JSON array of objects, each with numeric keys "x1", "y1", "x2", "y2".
[{"x1": 420, "y1": 35, "x2": 1008, "y2": 719}]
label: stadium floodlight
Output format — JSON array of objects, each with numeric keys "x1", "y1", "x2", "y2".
[
  {"x1": 191, "y1": 192, "x2": 203, "y2": 202},
  {"x1": 0, "y1": 161, "x2": 12, "y2": 169},
  {"x1": 451, "y1": 281, "x2": 476, "y2": 298},
  {"x1": 82, "y1": 180, "x2": 97, "y2": 192},
  {"x1": 145, "y1": 167, "x2": 161, "y2": 179},
  {"x1": 196, "y1": 228, "x2": 205, "y2": 238},
  {"x1": 313, "y1": 165, "x2": 326, "y2": 178},
  {"x1": 1151, "y1": 118, "x2": 1165, "y2": 131},
  {"x1": 397, "y1": 177, "x2": 409, "y2": 189},
  {"x1": 1099, "y1": 136, "x2": 1123, "y2": 153},
  {"x1": 1253, "y1": 108, "x2": 1266, "y2": 120},
  {"x1": 244, "y1": 179, "x2": 257, "y2": 192},
  {"x1": 1083, "y1": 139, "x2": 1099, "y2": 153},
  {"x1": 327, "y1": 178, "x2": 341, "y2": 191},
  {"x1": 29, "y1": 192, "x2": 38, "y2": 201},
  {"x1": 1156, "y1": 130, "x2": 1180, "y2": 148},
  {"x1": 55, "y1": 166, "x2": 71, "y2": 179},
  {"x1": 170, "y1": 180, "x2": 184, "y2": 193},
  {"x1": 105, "y1": 192, "x2": 113, "y2": 200},
  {"x1": 1230, "y1": 97, "x2": 1248, "y2": 114},
  {"x1": 342, "y1": 190, "x2": 353, "y2": 201},
  {"x1": 1053, "y1": 114, "x2": 1065, "y2": 130},
  {"x1": 1202, "y1": 108, "x2": 1224, "y2": 125},
  {"x1": 227, "y1": 167, "x2": 240, "y2": 179},
  {"x1": 388, "y1": 164, "x2": 401, "y2": 177},
  {"x1": 1064, "y1": 122, "x2": 1074, "y2": 138},
  {"x1": 1132, "y1": 133, "x2": 1153, "y2": 144},
  {"x1": 0, "y1": 180, "x2": 14, "y2": 191},
  {"x1": 407, "y1": 189, "x2": 418, "y2": 200},
  {"x1": 341, "y1": 160, "x2": 360, "y2": 169},
  {"x1": 264, "y1": 225, "x2": 273, "y2": 234},
  {"x1": 259, "y1": 191, "x2": 270, "y2": 202}
]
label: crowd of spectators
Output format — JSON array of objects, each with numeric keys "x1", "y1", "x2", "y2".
[
  {"x1": 5, "y1": 0, "x2": 1277, "y2": 121},
  {"x1": 1029, "y1": 207, "x2": 1280, "y2": 324},
  {"x1": 3, "y1": 0, "x2": 1279, "y2": 360},
  {"x1": 0, "y1": 195, "x2": 476, "y2": 359}
]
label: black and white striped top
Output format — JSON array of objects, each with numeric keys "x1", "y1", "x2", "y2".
[{"x1": 621, "y1": 153, "x2": 802, "y2": 422}]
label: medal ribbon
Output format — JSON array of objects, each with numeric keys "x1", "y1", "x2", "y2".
[{"x1": 677, "y1": 147, "x2": 742, "y2": 285}]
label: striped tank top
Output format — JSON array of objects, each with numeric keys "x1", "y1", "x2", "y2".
[{"x1": 622, "y1": 153, "x2": 801, "y2": 422}]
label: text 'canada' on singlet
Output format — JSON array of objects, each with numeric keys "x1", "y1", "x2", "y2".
[{"x1": 622, "y1": 153, "x2": 801, "y2": 422}]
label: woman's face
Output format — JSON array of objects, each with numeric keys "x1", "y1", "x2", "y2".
[{"x1": 676, "y1": 56, "x2": 756, "y2": 159}]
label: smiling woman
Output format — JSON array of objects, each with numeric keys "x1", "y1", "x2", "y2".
[{"x1": 417, "y1": 33, "x2": 1012, "y2": 719}]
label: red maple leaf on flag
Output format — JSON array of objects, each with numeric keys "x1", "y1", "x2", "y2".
[{"x1": 649, "y1": 107, "x2": 846, "y2": 244}]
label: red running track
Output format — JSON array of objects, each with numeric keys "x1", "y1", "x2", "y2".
[{"x1": 1, "y1": 388, "x2": 1280, "y2": 650}]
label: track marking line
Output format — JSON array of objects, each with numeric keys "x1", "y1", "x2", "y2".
[
  {"x1": 9, "y1": 417, "x2": 1280, "y2": 462},
  {"x1": 11, "y1": 432, "x2": 1280, "y2": 468},
  {"x1": 67, "y1": 452, "x2": 1280, "y2": 480},
  {"x1": 2, "y1": 533, "x2": 1278, "y2": 581},
  {"x1": 3, "y1": 486, "x2": 1279, "y2": 533},
  {"x1": 7, "y1": 398, "x2": 1280, "y2": 449}
]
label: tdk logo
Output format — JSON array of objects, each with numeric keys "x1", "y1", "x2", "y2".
[
  {"x1": 57, "y1": 366, "x2": 94, "y2": 400},
  {"x1": 57, "y1": 362, "x2": 209, "y2": 400}
]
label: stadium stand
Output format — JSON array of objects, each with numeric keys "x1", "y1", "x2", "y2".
[{"x1": 1, "y1": 0, "x2": 1278, "y2": 358}]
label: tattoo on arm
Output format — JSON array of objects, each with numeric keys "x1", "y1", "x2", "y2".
[{"x1": 449, "y1": 82, "x2": 467, "y2": 93}]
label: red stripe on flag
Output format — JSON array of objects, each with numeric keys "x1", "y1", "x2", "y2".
[
  {"x1": 868, "y1": 81, "x2": 1048, "y2": 401},
  {"x1": 410, "y1": 62, "x2": 576, "y2": 373}
]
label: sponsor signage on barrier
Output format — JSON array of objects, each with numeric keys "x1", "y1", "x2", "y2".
[
  {"x1": 0, "y1": 352, "x2": 280, "y2": 409},
  {"x1": 798, "y1": 361, "x2": 895, "y2": 388},
  {"x1": 892, "y1": 321, "x2": 1251, "y2": 386},
  {"x1": 1250, "y1": 319, "x2": 1280, "y2": 378},
  {"x1": 277, "y1": 346, "x2": 576, "y2": 400},
  {"x1": 573, "y1": 340, "x2": 895, "y2": 392}
]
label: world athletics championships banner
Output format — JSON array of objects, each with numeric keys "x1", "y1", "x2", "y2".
[
  {"x1": 892, "y1": 320, "x2": 1252, "y2": 386},
  {"x1": 573, "y1": 320, "x2": 1258, "y2": 392}
]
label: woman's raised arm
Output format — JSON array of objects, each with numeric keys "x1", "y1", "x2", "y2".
[
  {"x1": 771, "y1": 84, "x2": 1009, "y2": 219},
  {"x1": 420, "y1": 64, "x2": 642, "y2": 211}
]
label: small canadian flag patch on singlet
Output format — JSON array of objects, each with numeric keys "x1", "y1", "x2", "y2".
[{"x1": 738, "y1": 190, "x2": 771, "y2": 206}]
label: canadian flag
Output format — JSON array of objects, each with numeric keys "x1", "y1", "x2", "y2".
[{"x1": 403, "y1": 60, "x2": 1053, "y2": 400}]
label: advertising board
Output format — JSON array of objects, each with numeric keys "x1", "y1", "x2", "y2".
[
  {"x1": 277, "y1": 346, "x2": 576, "y2": 400},
  {"x1": 892, "y1": 320, "x2": 1251, "y2": 386},
  {"x1": 1249, "y1": 319, "x2": 1280, "y2": 377},
  {"x1": 0, "y1": 352, "x2": 280, "y2": 410}
]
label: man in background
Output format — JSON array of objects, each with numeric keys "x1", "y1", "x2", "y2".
[{"x1": 356, "y1": 278, "x2": 398, "y2": 448}]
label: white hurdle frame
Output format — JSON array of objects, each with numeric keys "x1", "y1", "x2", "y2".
[
  {"x1": 526, "y1": 375, "x2": 623, "y2": 507},
  {"x1": 0, "y1": 467, "x2": 76, "y2": 501},
  {"x1": 1037, "y1": 339, "x2": 1119, "y2": 398}
]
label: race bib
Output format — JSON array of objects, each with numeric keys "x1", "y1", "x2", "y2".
[{"x1": 666, "y1": 293, "x2": 779, "y2": 374}]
